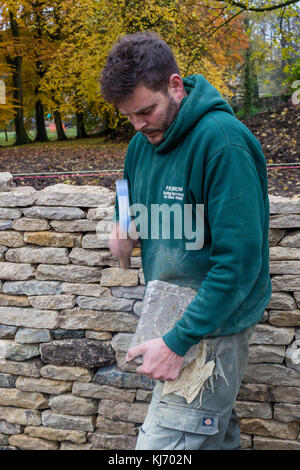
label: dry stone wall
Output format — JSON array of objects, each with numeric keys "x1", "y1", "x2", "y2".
[{"x1": 0, "y1": 174, "x2": 299, "y2": 450}]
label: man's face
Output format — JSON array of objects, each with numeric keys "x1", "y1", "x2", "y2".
[{"x1": 118, "y1": 83, "x2": 180, "y2": 145}]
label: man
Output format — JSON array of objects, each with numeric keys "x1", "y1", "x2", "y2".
[{"x1": 100, "y1": 32, "x2": 272, "y2": 450}]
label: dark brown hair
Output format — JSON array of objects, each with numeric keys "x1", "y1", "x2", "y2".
[{"x1": 100, "y1": 31, "x2": 180, "y2": 105}]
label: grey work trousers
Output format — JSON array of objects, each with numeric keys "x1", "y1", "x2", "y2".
[{"x1": 135, "y1": 324, "x2": 256, "y2": 450}]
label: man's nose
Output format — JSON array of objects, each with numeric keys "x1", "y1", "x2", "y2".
[{"x1": 131, "y1": 116, "x2": 147, "y2": 132}]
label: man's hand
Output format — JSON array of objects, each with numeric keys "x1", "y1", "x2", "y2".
[
  {"x1": 109, "y1": 222, "x2": 139, "y2": 267},
  {"x1": 126, "y1": 338, "x2": 184, "y2": 381}
]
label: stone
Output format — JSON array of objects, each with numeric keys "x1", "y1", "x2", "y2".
[
  {"x1": 0, "y1": 220, "x2": 13, "y2": 230},
  {"x1": 268, "y1": 309, "x2": 300, "y2": 327},
  {"x1": 81, "y1": 233, "x2": 109, "y2": 249},
  {"x1": 0, "y1": 434, "x2": 11, "y2": 445},
  {"x1": 87, "y1": 206, "x2": 115, "y2": 221},
  {"x1": 5, "y1": 246, "x2": 69, "y2": 264},
  {"x1": 22, "y1": 206, "x2": 85, "y2": 220},
  {"x1": 269, "y1": 261, "x2": 300, "y2": 274},
  {"x1": 238, "y1": 417, "x2": 299, "y2": 440},
  {"x1": 69, "y1": 248, "x2": 117, "y2": 267},
  {"x1": 15, "y1": 328, "x2": 51, "y2": 344},
  {"x1": 28, "y1": 295, "x2": 76, "y2": 310},
  {"x1": 249, "y1": 324, "x2": 294, "y2": 345},
  {"x1": 59, "y1": 441, "x2": 95, "y2": 450},
  {"x1": 272, "y1": 275, "x2": 300, "y2": 292},
  {"x1": 269, "y1": 246, "x2": 300, "y2": 261},
  {"x1": 98, "y1": 399, "x2": 148, "y2": 424},
  {"x1": 0, "y1": 420, "x2": 22, "y2": 434},
  {"x1": 279, "y1": 229, "x2": 300, "y2": 247},
  {"x1": 269, "y1": 195, "x2": 300, "y2": 214},
  {"x1": 50, "y1": 219, "x2": 98, "y2": 232},
  {"x1": 0, "y1": 325, "x2": 17, "y2": 338},
  {"x1": 0, "y1": 388, "x2": 48, "y2": 409},
  {"x1": 0, "y1": 307, "x2": 58, "y2": 329},
  {"x1": 87, "y1": 431, "x2": 137, "y2": 450},
  {"x1": 0, "y1": 262, "x2": 35, "y2": 280},
  {"x1": 0, "y1": 172, "x2": 12, "y2": 189},
  {"x1": 42, "y1": 409, "x2": 96, "y2": 432},
  {"x1": 269, "y1": 214, "x2": 300, "y2": 228},
  {"x1": 76, "y1": 295, "x2": 134, "y2": 311},
  {"x1": 135, "y1": 389, "x2": 153, "y2": 403},
  {"x1": 36, "y1": 184, "x2": 114, "y2": 207},
  {"x1": 85, "y1": 331, "x2": 112, "y2": 340},
  {"x1": 294, "y1": 292, "x2": 300, "y2": 308},
  {"x1": 94, "y1": 220, "x2": 113, "y2": 234},
  {"x1": 25, "y1": 426, "x2": 86, "y2": 444},
  {"x1": 24, "y1": 231, "x2": 81, "y2": 247},
  {"x1": 133, "y1": 301, "x2": 143, "y2": 316},
  {"x1": 57, "y1": 308, "x2": 138, "y2": 332},
  {"x1": 40, "y1": 338, "x2": 115, "y2": 368},
  {"x1": 100, "y1": 268, "x2": 139, "y2": 287},
  {"x1": 16, "y1": 376, "x2": 72, "y2": 394},
  {"x1": 0, "y1": 358, "x2": 43, "y2": 378},
  {"x1": 72, "y1": 382, "x2": 135, "y2": 403},
  {"x1": 95, "y1": 416, "x2": 137, "y2": 435},
  {"x1": 12, "y1": 218, "x2": 50, "y2": 231},
  {"x1": 274, "y1": 403, "x2": 300, "y2": 423},
  {"x1": 49, "y1": 393, "x2": 98, "y2": 415},
  {"x1": 0, "y1": 372, "x2": 17, "y2": 388},
  {"x1": 248, "y1": 344, "x2": 285, "y2": 363},
  {"x1": 9, "y1": 434, "x2": 59, "y2": 450},
  {"x1": 267, "y1": 291, "x2": 297, "y2": 310},
  {"x1": 111, "y1": 286, "x2": 146, "y2": 300},
  {"x1": 0, "y1": 294, "x2": 30, "y2": 307},
  {"x1": 93, "y1": 365, "x2": 155, "y2": 390},
  {"x1": 62, "y1": 283, "x2": 110, "y2": 297},
  {"x1": 237, "y1": 383, "x2": 273, "y2": 402},
  {"x1": 243, "y1": 363, "x2": 300, "y2": 387},
  {"x1": 0, "y1": 231, "x2": 25, "y2": 247},
  {"x1": 0, "y1": 340, "x2": 39, "y2": 361},
  {"x1": 253, "y1": 436, "x2": 300, "y2": 450},
  {"x1": 0, "y1": 208, "x2": 22, "y2": 219},
  {"x1": 0, "y1": 187, "x2": 37, "y2": 207},
  {"x1": 36, "y1": 264, "x2": 102, "y2": 283},
  {"x1": 111, "y1": 333, "x2": 133, "y2": 354},
  {"x1": 51, "y1": 329, "x2": 85, "y2": 340},
  {"x1": 271, "y1": 386, "x2": 300, "y2": 403},
  {"x1": 2, "y1": 280, "x2": 62, "y2": 295},
  {"x1": 0, "y1": 406, "x2": 41, "y2": 426},
  {"x1": 41, "y1": 365, "x2": 92, "y2": 383},
  {"x1": 285, "y1": 341, "x2": 300, "y2": 371},
  {"x1": 235, "y1": 401, "x2": 272, "y2": 419}
]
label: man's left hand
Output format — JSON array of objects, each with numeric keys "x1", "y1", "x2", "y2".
[{"x1": 126, "y1": 338, "x2": 184, "y2": 381}]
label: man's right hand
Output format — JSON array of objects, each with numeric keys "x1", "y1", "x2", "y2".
[{"x1": 109, "y1": 222, "x2": 139, "y2": 268}]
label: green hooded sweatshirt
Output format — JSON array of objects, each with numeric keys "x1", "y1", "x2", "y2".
[{"x1": 117, "y1": 74, "x2": 272, "y2": 356}]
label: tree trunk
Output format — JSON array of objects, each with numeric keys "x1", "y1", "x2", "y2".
[
  {"x1": 54, "y1": 110, "x2": 67, "y2": 140},
  {"x1": 76, "y1": 111, "x2": 88, "y2": 139},
  {"x1": 35, "y1": 98, "x2": 49, "y2": 142}
]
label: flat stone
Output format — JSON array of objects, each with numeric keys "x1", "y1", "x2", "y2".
[
  {"x1": 0, "y1": 434, "x2": 10, "y2": 446},
  {"x1": 40, "y1": 338, "x2": 115, "y2": 368},
  {"x1": 51, "y1": 329, "x2": 85, "y2": 340},
  {"x1": 2, "y1": 280, "x2": 62, "y2": 295},
  {"x1": 237, "y1": 383, "x2": 273, "y2": 402},
  {"x1": 57, "y1": 308, "x2": 138, "y2": 332},
  {"x1": 271, "y1": 386, "x2": 300, "y2": 403},
  {"x1": 0, "y1": 294, "x2": 30, "y2": 307},
  {"x1": 0, "y1": 388, "x2": 48, "y2": 409},
  {"x1": 243, "y1": 363, "x2": 300, "y2": 387},
  {"x1": 49, "y1": 393, "x2": 98, "y2": 415},
  {"x1": 24, "y1": 231, "x2": 81, "y2": 247},
  {"x1": 36, "y1": 184, "x2": 114, "y2": 207},
  {"x1": 0, "y1": 307, "x2": 58, "y2": 329},
  {"x1": 274, "y1": 403, "x2": 300, "y2": 423},
  {"x1": 294, "y1": 292, "x2": 300, "y2": 308},
  {"x1": 269, "y1": 261, "x2": 300, "y2": 274},
  {"x1": 61, "y1": 283, "x2": 110, "y2": 297},
  {"x1": 42, "y1": 409, "x2": 96, "y2": 432},
  {"x1": 0, "y1": 420, "x2": 22, "y2": 434},
  {"x1": 87, "y1": 206, "x2": 114, "y2": 221},
  {"x1": 98, "y1": 399, "x2": 148, "y2": 424},
  {"x1": 93, "y1": 365, "x2": 155, "y2": 390},
  {"x1": 0, "y1": 406, "x2": 41, "y2": 425},
  {"x1": 76, "y1": 295, "x2": 134, "y2": 311},
  {"x1": 248, "y1": 344, "x2": 285, "y2": 363},
  {"x1": 22, "y1": 206, "x2": 85, "y2": 220},
  {"x1": 0, "y1": 358, "x2": 43, "y2": 378},
  {"x1": 239, "y1": 417, "x2": 299, "y2": 440},
  {"x1": 25, "y1": 425, "x2": 86, "y2": 444},
  {"x1": 95, "y1": 416, "x2": 136, "y2": 435},
  {"x1": 36, "y1": 264, "x2": 102, "y2": 283},
  {"x1": 9, "y1": 433, "x2": 59, "y2": 450},
  {"x1": 269, "y1": 214, "x2": 300, "y2": 228},
  {"x1": 253, "y1": 436, "x2": 300, "y2": 450},
  {"x1": 16, "y1": 376, "x2": 72, "y2": 394},
  {"x1": 0, "y1": 208, "x2": 22, "y2": 219},
  {"x1": 285, "y1": 340, "x2": 300, "y2": 371},
  {"x1": 15, "y1": 328, "x2": 51, "y2": 344},
  {"x1": 135, "y1": 389, "x2": 153, "y2": 403},
  {"x1": 133, "y1": 301, "x2": 143, "y2": 316},
  {"x1": 12, "y1": 218, "x2": 50, "y2": 231},
  {"x1": 0, "y1": 262, "x2": 35, "y2": 280},
  {"x1": 111, "y1": 286, "x2": 146, "y2": 300},
  {"x1": 100, "y1": 268, "x2": 139, "y2": 287},
  {"x1": 87, "y1": 431, "x2": 136, "y2": 450},
  {"x1": 0, "y1": 325, "x2": 17, "y2": 338},
  {"x1": 0, "y1": 372, "x2": 17, "y2": 388},
  {"x1": 85, "y1": 331, "x2": 112, "y2": 340},
  {"x1": 50, "y1": 219, "x2": 98, "y2": 232},
  {"x1": 269, "y1": 195, "x2": 300, "y2": 214},
  {"x1": 72, "y1": 382, "x2": 135, "y2": 403},
  {"x1": 235, "y1": 401, "x2": 272, "y2": 419},
  {"x1": 111, "y1": 333, "x2": 133, "y2": 354},
  {"x1": 271, "y1": 275, "x2": 300, "y2": 291},
  {"x1": 0, "y1": 231, "x2": 25, "y2": 247},
  {"x1": 280, "y1": 230, "x2": 300, "y2": 247},
  {"x1": 268, "y1": 309, "x2": 300, "y2": 327},
  {"x1": 5, "y1": 246, "x2": 69, "y2": 264},
  {"x1": 269, "y1": 246, "x2": 300, "y2": 261},
  {"x1": 267, "y1": 291, "x2": 297, "y2": 310},
  {"x1": 94, "y1": 220, "x2": 113, "y2": 234},
  {"x1": 81, "y1": 233, "x2": 109, "y2": 249},
  {"x1": 69, "y1": 248, "x2": 117, "y2": 267},
  {"x1": 249, "y1": 324, "x2": 294, "y2": 345},
  {"x1": 59, "y1": 441, "x2": 95, "y2": 450},
  {"x1": 28, "y1": 295, "x2": 76, "y2": 310},
  {"x1": 0, "y1": 220, "x2": 12, "y2": 230},
  {"x1": 0, "y1": 187, "x2": 37, "y2": 207},
  {"x1": 0, "y1": 340, "x2": 39, "y2": 361},
  {"x1": 40, "y1": 365, "x2": 92, "y2": 383}
]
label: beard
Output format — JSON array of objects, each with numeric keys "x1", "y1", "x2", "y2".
[{"x1": 142, "y1": 94, "x2": 180, "y2": 145}]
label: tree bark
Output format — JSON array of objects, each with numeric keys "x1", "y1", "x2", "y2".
[
  {"x1": 76, "y1": 111, "x2": 88, "y2": 139},
  {"x1": 34, "y1": 98, "x2": 49, "y2": 142},
  {"x1": 54, "y1": 110, "x2": 67, "y2": 140}
]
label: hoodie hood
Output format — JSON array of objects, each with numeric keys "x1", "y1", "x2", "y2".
[{"x1": 140, "y1": 74, "x2": 234, "y2": 154}]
